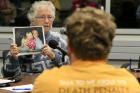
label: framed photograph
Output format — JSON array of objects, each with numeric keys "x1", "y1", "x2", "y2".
[{"x1": 13, "y1": 26, "x2": 45, "y2": 55}]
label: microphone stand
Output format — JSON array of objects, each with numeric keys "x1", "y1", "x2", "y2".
[{"x1": 138, "y1": 56, "x2": 140, "y2": 69}]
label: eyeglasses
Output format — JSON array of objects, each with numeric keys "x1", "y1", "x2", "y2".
[{"x1": 35, "y1": 15, "x2": 54, "y2": 21}]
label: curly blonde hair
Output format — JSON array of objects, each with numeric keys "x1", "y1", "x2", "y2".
[{"x1": 65, "y1": 7, "x2": 116, "y2": 60}]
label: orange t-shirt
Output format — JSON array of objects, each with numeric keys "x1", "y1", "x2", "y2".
[{"x1": 32, "y1": 60, "x2": 140, "y2": 93}]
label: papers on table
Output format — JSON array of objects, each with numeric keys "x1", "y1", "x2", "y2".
[
  {"x1": 0, "y1": 79, "x2": 14, "y2": 84},
  {"x1": 0, "y1": 84, "x2": 33, "y2": 92}
]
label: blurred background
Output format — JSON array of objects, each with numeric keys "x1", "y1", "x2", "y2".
[{"x1": 0, "y1": 0, "x2": 140, "y2": 28}]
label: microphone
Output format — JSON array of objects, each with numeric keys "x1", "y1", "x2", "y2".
[
  {"x1": 48, "y1": 40, "x2": 67, "y2": 56},
  {"x1": 48, "y1": 40, "x2": 67, "y2": 64}
]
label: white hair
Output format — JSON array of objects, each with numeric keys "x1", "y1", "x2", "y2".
[{"x1": 27, "y1": 1, "x2": 55, "y2": 22}]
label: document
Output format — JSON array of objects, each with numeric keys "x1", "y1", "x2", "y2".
[
  {"x1": 0, "y1": 79, "x2": 14, "y2": 84},
  {"x1": 0, "y1": 84, "x2": 33, "y2": 92}
]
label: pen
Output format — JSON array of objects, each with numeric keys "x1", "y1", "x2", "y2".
[{"x1": 12, "y1": 88, "x2": 31, "y2": 90}]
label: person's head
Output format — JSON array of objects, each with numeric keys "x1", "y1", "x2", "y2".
[
  {"x1": 32, "y1": 29, "x2": 38, "y2": 39},
  {"x1": 0, "y1": 1, "x2": 16, "y2": 26},
  {"x1": 65, "y1": 7, "x2": 116, "y2": 61},
  {"x1": 27, "y1": 1, "x2": 55, "y2": 33},
  {"x1": 26, "y1": 32, "x2": 33, "y2": 39}
]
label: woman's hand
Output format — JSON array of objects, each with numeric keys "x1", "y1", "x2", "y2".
[
  {"x1": 10, "y1": 43, "x2": 19, "y2": 58},
  {"x1": 41, "y1": 44, "x2": 55, "y2": 60}
]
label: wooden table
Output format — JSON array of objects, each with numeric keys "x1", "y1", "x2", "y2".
[
  {"x1": 131, "y1": 71, "x2": 140, "y2": 83},
  {"x1": 0, "y1": 73, "x2": 39, "y2": 93}
]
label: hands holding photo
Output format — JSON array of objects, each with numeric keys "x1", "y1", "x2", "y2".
[
  {"x1": 10, "y1": 43, "x2": 55, "y2": 60},
  {"x1": 10, "y1": 43, "x2": 19, "y2": 59},
  {"x1": 41, "y1": 44, "x2": 55, "y2": 60}
]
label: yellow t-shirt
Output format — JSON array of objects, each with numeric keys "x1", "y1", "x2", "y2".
[{"x1": 32, "y1": 60, "x2": 140, "y2": 93}]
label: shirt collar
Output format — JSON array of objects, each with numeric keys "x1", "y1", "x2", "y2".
[{"x1": 71, "y1": 59, "x2": 107, "y2": 67}]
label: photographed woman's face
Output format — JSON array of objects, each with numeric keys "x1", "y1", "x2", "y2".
[
  {"x1": 32, "y1": 30, "x2": 38, "y2": 38},
  {"x1": 33, "y1": 6, "x2": 54, "y2": 33}
]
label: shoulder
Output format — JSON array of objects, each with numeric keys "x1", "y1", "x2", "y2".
[
  {"x1": 50, "y1": 31, "x2": 67, "y2": 40},
  {"x1": 50, "y1": 31, "x2": 67, "y2": 46},
  {"x1": 33, "y1": 67, "x2": 60, "y2": 86},
  {"x1": 35, "y1": 66, "x2": 69, "y2": 80},
  {"x1": 50, "y1": 31, "x2": 61, "y2": 38},
  {"x1": 33, "y1": 66, "x2": 69, "y2": 92},
  {"x1": 37, "y1": 67, "x2": 63, "y2": 77},
  {"x1": 47, "y1": 31, "x2": 60, "y2": 41}
]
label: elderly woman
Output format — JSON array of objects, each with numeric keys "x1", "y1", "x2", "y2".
[{"x1": 2, "y1": 1, "x2": 67, "y2": 78}]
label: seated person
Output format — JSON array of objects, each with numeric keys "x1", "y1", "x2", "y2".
[
  {"x1": 2, "y1": 1, "x2": 68, "y2": 78},
  {"x1": 32, "y1": 7, "x2": 140, "y2": 93}
]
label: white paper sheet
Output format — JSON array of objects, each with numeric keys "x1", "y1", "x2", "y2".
[
  {"x1": 0, "y1": 79, "x2": 14, "y2": 84},
  {"x1": 0, "y1": 84, "x2": 33, "y2": 92}
]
